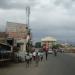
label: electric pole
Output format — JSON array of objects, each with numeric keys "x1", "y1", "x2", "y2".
[
  {"x1": 26, "y1": 6, "x2": 30, "y2": 27},
  {"x1": 26, "y1": 6, "x2": 31, "y2": 52}
]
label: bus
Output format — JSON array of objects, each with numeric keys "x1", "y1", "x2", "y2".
[{"x1": 0, "y1": 43, "x2": 12, "y2": 64}]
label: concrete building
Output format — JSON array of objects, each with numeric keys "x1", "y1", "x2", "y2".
[
  {"x1": 41, "y1": 36, "x2": 57, "y2": 49},
  {"x1": 6, "y1": 22, "x2": 30, "y2": 52}
]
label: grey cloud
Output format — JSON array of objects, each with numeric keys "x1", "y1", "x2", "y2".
[
  {"x1": 30, "y1": 14, "x2": 75, "y2": 42},
  {"x1": 0, "y1": 0, "x2": 38, "y2": 9},
  {"x1": 54, "y1": 0, "x2": 75, "y2": 9},
  {"x1": 0, "y1": 0, "x2": 75, "y2": 13},
  {"x1": 32, "y1": 26, "x2": 75, "y2": 42},
  {"x1": 0, "y1": 0, "x2": 10, "y2": 9},
  {"x1": 0, "y1": 0, "x2": 73, "y2": 9},
  {"x1": 0, "y1": 0, "x2": 75, "y2": 43}
]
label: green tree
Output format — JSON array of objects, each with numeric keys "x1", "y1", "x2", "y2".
[
  {"x1": 35, "y1": 42, "x2": 41, "y2": 48},
  {"x1": 52, "y1": 44, "x2": 61, "y2": 49}
]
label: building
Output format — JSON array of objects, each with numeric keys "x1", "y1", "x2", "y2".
[
  {"x1": 0, "y1": 32, "x2": 7, "y2": 43},
  {"x1": 6, "y1": 22, "x2": 30, "y2": 52},
  {"x1": 41, "y1": 36, "x2": 57, "y2": 49}
]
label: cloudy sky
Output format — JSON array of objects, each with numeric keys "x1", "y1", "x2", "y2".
[{"x1": 0, "y1": 0, "x2": 75, "y2": 43}]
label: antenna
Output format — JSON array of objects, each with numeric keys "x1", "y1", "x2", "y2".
[
  {"x1": 26, "y1": 6, "x2": 32, "y2": 52},
  {"x1": 26, "y1": 6, "x2": 30, "y2": 27}
]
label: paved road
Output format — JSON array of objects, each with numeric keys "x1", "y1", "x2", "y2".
[{"x1": 0, "y1": 53, "x2": 75, "y2": 75}]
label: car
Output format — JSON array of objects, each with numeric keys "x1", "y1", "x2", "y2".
[{"x1": 48, "y1": 49, "x2": 53, "y2": 54}]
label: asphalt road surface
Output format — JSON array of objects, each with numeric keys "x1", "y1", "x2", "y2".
[{"x1": 0, "y1": 53, "x2": 75, "y2": 75}]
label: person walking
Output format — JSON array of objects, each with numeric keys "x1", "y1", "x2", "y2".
[
  {"x1": 52, "y1": 45, "x2": 57, "y2": 56},
  {"x1": 45, "y1": 47, "x2": 48, "y2": 60},
  {"x1": 45, "y1": 51, "x2": 48, "y2": 60},
  {"x1": 35, "y1": 52, "x2": 40, "y2": 67},
  {"x1": 29, "y1": 52, "x2": 33, "y2": 64},
  {"x1": 40, "y1": 51, "x2": 44, "y2": 61},
  {"x1": 43, "y1": 44, "x2": 48, "y2": 60},
  {"x1": 25, "y1": 53, "x2": 30, "y2": 68},
  {"x1": 32, "y1": 51, "x2": 36, "y2": 61},
  {"x1": 54, "y1": 49, "x2": 57, "y2": 56}
]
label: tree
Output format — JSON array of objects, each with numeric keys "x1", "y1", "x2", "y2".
[
  {"x1": 35, "y1": 42, "x2": 41, "y2": 48},
  {"x1": 52, "y1": 44, "x2": 61, "y2": 49}
]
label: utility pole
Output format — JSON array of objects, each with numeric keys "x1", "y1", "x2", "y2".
[
  {"x1": 26, "y1": 6, "x2": 30, "y2": 27},
  {"x1": 26, "y1": 6, "x2": 31, "y2": 52}
]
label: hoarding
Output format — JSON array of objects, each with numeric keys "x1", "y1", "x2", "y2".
[{"x1": 6, "y1": 22, "x2": 28, "y2": 39}]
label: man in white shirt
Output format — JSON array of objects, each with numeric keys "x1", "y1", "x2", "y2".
[{"x1": 32, "y1": 51, "x2": 36, "y2": 61}]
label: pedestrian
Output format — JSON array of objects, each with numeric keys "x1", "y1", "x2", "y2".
[
  {"x1": 45, "y1": 51, "x2": 48, "y2": 60},
  {"x1": 35, "y1": 52, "x2": 40, "y2": 67},
  {"x1": 25, "y1": 53, "x2": 30, "y2": 68},
  {"x1": 40, "y1": 51, "x2": 44, "y2": 61},
  {"x1": 29, "y1": 52, "x2": 33, "y2": 64},
  {"x1": 32, "y1": 51, "x2": 36, "y2": 61},
  {"x1": 52, "y1": 46, "x2": 57, "y2": 56},
  {"x1": 54, "y1": 49, "x2": 57, "y2": 56},
  {"x1": 45, "y1": 47, "x2": 48, "y2": 60}
]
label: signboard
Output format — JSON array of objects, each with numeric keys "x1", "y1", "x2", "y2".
[{"x1": 6, "y1": 22, "x2": 28, "y2": 39}]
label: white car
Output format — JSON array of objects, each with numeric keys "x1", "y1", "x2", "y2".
[{"x1": 48, "y1": 49, "x2": 53, "y2": 54}]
